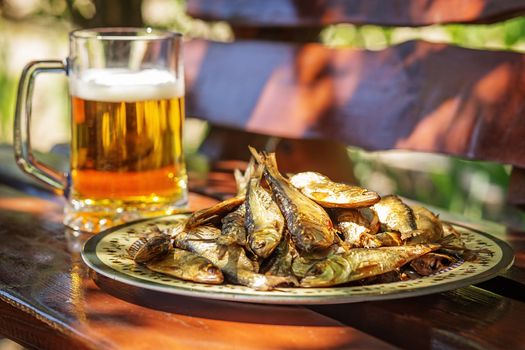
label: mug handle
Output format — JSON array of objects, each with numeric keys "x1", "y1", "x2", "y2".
[{"x1": 14, "y1": 60, "x2": 67, "y2": 194}]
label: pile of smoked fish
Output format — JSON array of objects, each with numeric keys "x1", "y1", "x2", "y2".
[{"x1": 128, "y1": 147, "x2": 475, "y2": 291}]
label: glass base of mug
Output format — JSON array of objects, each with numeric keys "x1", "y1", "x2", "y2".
[{"x1": 63, "y1": 191, "x2": 188, "y2": 233}]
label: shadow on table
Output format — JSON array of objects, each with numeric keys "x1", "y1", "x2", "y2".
[{"x1": 91, "y1": 273, "x2": 341, "y2": 327}]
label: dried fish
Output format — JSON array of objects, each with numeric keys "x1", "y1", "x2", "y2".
[
  {"x1": 250, "y1": 147, "x2": 335, "y2": 255},
  {"x1": 245, "y1": 169, "x2": 285, "y2": 258},
  {"x1": 300, "y1": 244, "x2": 439, "y2": 287},
  {"x1": 372, "y1": 195, "x2": 417, "y2": 235},
  {"x1": 442, "y1": 222, "x2": 461, "y2": 237},
  {"x1": 406, "y1": 206, "x2": 444, "y2": 244},
  {"x1": 146, "y1": 248, "x2": 224, "y2": 284},
  {"x1": 219, "y1": 203, "x2": 247, "y2": 246},
  {"x1": 333, "y1": 209, "x2": 382, "y2": 248},
  {"x1": 260, "y1": 232, "x2": 297, "y2": 277},
  {"x1": 173, "y1": 225, "x2": 296, "y2": 290},
  {"x1": 289, "y1": 172, "x2": 380, "y2": 208},
  {"x1": 291, "y1": 255, "x2": 319, "y2": 279},
  {"x1": 127, "y1": 234, "x2": 172, "y2": 263},
  {"x1": 359, "y1": 208, "x2": 381, "y2": 234},
  {"x1": 289, "y1": 171, "x2": 380, "y2": 208},
  {"x1": 185, "y1": 196, "x2": 245, "y2": 229},
  {"x1": 129, "y1": 147, "x2": 476, "y2": 291},
  {"x1": 375, "y1": 231, "x2": 403, "y2": 246},
  {"x1": 410, "y1": 252, "x2": 457, "y2": 276}
]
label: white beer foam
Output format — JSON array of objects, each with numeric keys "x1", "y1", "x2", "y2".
[{"x1": 70, "y1": 68, "x2": 184, "y2": 102}]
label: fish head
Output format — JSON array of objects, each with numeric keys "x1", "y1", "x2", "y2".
[
  {"x1": 195, "y1": 264, "x2": 224, "y2": 284},
  {"x1": 300, "y1": 260, "x2": 336, "y2": 288},
  {"x1": 249, "y1": 228, "x2": 281, "y2": 258}
]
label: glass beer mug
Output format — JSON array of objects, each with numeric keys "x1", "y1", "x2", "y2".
[{"x1": 14, "y1": 28, "x2": 187, "y2": 232}]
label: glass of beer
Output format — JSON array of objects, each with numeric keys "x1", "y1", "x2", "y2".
[{"x1": 14, "y1": 28, "x2": 187, "y2": 232}]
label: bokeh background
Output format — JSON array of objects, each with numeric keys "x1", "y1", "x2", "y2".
[{"x1": 1, "y1": 0, "x2": 525, "y2": 347}]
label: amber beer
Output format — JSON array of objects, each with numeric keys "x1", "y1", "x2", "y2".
[{"x1": 68, "y1": 69, "x2": 187, "y2": 227}]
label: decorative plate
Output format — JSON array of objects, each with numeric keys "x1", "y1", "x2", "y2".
[{"x1": 81, "y1": 214, "x2": 514, "y2": 305}]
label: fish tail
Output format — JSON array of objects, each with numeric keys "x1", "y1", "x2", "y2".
[
  {"x1": 262, "y1": 152, "x2": 286, "y2": 182},
  {"x1": 245, "y1": 157, "x2": 257, "y2": 177},
  {"x1": 235, "y1": 157, "x2": 259, "y2": 195},
  {"x1": 437, "y1": 234, "x2": 462, "y2": 246},
  {"x1": 248, "y1": 146, "x2": 283, "y2": 182},
  {"x1": 248, "y1": 145, "x2": 265, "y2": 165},
  {"x1": 252, "y1": 163, "x2": 264, "y2": 181}
]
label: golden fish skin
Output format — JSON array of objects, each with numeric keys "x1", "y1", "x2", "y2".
[
  {"x1": 333, "y1": 209, "x2": 382, "y2": 248},
  {"x1": 245, "y1": 176, "x2": 285, "y2": 258},
  {"x1": 185, "y1": 196, "x2": 245, "y2": 229},
  {"x1": 359, "y1": 207, "x2": 381, "y2": 234},
  {"x1": 234, "y1": 269, "x2": 298, "y2": 291},
  {"x1": 442, "y1": 222, "x2": 461, "y2": 237},
  {"x1": 146, "y1": 249, "x2": 224, "y2": 284},
  {"x1": 405, "y1": 206, "x2": 444, "y2": 244},
  {"x1": 128, "y1": 234, "x2": 172, "y2": 263},
  {"x1": 260, "y1": 232, "x2": 297, "y2": 277},
  {"x1": 173, "y1": 225, "x2": 295, "y2": 290},
  {"x1": 300, "y1": 244, "x2": 439, "y2": 287},
  {"x1": 375, "y1": 231, "x2": 403, "y2": 246},
  {"x1": 289, "y1": 171, "x2": 380, "y2": 208},
  {"x1": 371, "y1": 195, "x2": 417, "y2": 235},
  {"x1": 219, "y1": 203, "x2": 247, "y2": 246},
  {"x1": 173, "y1": 225, "x2": 256, "y2": 275},
  {"x1": 249, "y1": 147, "x2": 335, "y2": 255}
]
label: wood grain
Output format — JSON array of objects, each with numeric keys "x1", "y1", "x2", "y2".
[
  {"x1": 83, "y1": 275, "x2": 394, "y2": 350},
  {"x1": 0, "y1": 185, "x2": 394, "y2": 350},
  {"x1": 313, "y1": 286, "x2": 525, "y2": 350},
  {"x1": 184, "y1": 39, "x2": 525, "y2": 168},
  {"x1": 0, "y1": 298, "x2": 92, "y2": 350}
]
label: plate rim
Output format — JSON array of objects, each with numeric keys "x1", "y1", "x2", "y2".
[{"x1": 81, "y1": 215, "x2": 515, "y2": 305}]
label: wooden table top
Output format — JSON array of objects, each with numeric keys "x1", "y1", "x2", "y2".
[{"x1": 0, "y1": 158, "x2": 524, "y2": 349}]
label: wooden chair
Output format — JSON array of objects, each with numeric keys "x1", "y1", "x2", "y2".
[{"x1": 183, "y1": 0, "x2": 525, "y2": 208}]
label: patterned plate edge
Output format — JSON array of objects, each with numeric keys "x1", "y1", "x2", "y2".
[{"x1": 81, "y1": 217, "x2": 515, "y2": 305}]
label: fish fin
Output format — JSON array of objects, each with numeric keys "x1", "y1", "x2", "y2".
[
  {"x1": 199, "y1": 215, "x2": 220, "y2": 226},
  {"x1": 245, "y1": 157, "x2": 257, "y2": 178},
  {"x1": 437, "y1": 234, "x2": 464, "y2": 247},
  {"x1": 217, "y1": 244, "x2": 229, "y2": 259},
  {"x1": 265, "y1": 152, "x2": 279, "y2": 171},
  {"x1": 234, "y1": 169, "x2": 245, "y2": 194},
  {"x1": 248, "y1": 146, "x2": 265, "y2": 164},
  {"x1": 235, "y1": 157, "x2": 258, "y2": 196},
  {"x1": 253, "y1": 164, "x2": 264, "y2": 180}
]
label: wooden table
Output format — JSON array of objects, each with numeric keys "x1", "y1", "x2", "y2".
[{"x1": 0, "y1": 151, "x2": 524, "y2": 350}]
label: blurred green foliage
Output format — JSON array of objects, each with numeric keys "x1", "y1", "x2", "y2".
[
  {"x1": 348, "y1": 148, "x2": 524, "y2": 229},
  {"x1": 0, "y1": 51, "x2": 16, "y2": 142},
  {"x1": 321, "y1": 16, "x2": 525, "y2": 52}
]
